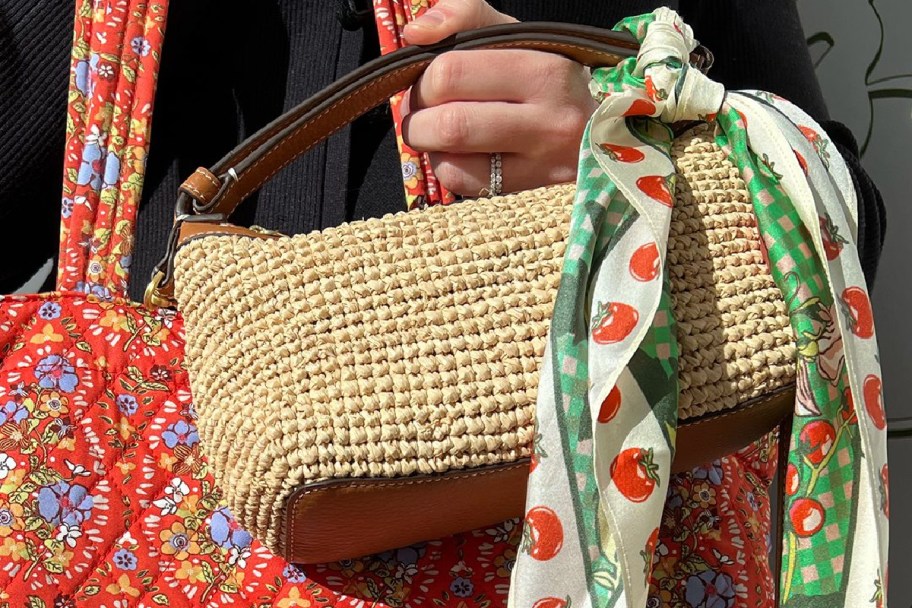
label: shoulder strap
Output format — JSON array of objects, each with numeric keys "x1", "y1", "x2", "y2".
[
  {"x1": 56, "y1": 0, "x2": 170, "y2": 298},
  {"x1": 374, "y1": 0, "x2": 456, "y2": 210}
]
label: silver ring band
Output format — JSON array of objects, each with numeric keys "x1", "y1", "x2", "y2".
[{"x1": 489, "y1": 152, "x2": 503, "y2": 196}]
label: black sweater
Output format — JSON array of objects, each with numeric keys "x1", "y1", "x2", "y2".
[{"x1": 0, "y1": 1, "x2": 885, "y2": 299}]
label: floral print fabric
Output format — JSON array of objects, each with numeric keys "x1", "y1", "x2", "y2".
[
  {"x1": 0, "y1": 2, "x2": 849, "y2": 608},
  {"x1": 374, "y1": 0, "x2": 457, "y2": 210},
  {"x1": 58, "y1": 0, "x2": 168, "y2": 298}
]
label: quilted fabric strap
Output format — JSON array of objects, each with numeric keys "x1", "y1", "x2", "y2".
[
  {"x1": 373, "y1": 0, "x2": 457, "y2": 210},
  {"x1": 57, "y1": 0, "x2": 170, "y2": 298}
]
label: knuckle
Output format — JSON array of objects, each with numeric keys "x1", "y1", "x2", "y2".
[
  {"x1": 437, "y1": 105, "x2": 470, "y2": 149},
  {"x1": 428, "y1": 53, "x2": 464, "y2": 99},
  {"x1": 432, "y1": 159, "x2": 466, "y2": 192}
]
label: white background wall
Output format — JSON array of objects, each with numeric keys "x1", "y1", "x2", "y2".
[{"x1": 797, "y1": 1, "x2": 910, "y2": 605}]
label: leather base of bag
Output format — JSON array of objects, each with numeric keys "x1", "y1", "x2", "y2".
[{"x1": 173, "y1": 124, "x2": 796, "y2": 563}]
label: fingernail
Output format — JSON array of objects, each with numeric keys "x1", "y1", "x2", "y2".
[{"x1": 410, "y1": 7, "x2": 445, "y2": 28}]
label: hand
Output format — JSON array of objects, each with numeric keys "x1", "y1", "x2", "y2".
[{"x1": 401, "y1": 0, "x2": 598, "y2": 196}]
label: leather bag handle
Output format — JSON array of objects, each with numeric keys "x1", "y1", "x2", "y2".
[
  {"x1": 175, "y1": 22, "x2": 712, "y2": 218},
  {"x1": 146, "y1": 21, "x2": 711, "y2": 306}
]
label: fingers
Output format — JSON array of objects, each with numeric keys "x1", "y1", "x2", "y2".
[
  {"x1": 410, "y1": 50, "x2": 569, "y2": 108},
  {"x1": 429, "y1": 152, "x2": 578, "y2": 197},
  {"x1": 403, "y1": 101, "x2": 544, "y2": 154},
  {"x1": 402, "y1": 0, "x2": 516, "y2": 46}
]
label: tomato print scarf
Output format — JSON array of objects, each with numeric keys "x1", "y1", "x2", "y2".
[{"x1": 507, "y1": 9, "x2": 888, "y2": 608}]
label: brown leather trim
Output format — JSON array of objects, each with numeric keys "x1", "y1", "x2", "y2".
[
  {"x1": 177, "y1": 221, "x2": 278, "y2": 243},
  {"x1": 283, "y1": 385, "x2": 794, "y2": 563},
  {"x1": 179, "y1": 168, "x2": 221, "y2": 203},
  {"x1": 670, "y1": 386, "x2": 795, "y2": 473},
  {"x1": 285, "y1": 461, "x2": 529, "y2": 564}
]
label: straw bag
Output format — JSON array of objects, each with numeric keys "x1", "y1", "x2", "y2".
[{"x1": 145, "y1": 23, "x2": 795, "y2": 564}]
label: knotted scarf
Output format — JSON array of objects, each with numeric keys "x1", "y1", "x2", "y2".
[{"x1": 509, "y1": 9, "x2": 888, "y2": 608}]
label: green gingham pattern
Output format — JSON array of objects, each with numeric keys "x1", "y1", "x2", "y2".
[
  {"x1": 509, "y1": 8, "x2": 888, "y2": 608},
  {"x1": 715, "y1": 105, "x2": 860, "y2": 600}
]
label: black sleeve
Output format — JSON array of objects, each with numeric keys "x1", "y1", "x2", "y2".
[{"x1": 0, "y1": 0, "x2": 74, "y2": 293}]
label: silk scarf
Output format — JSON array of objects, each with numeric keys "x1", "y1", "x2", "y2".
[{"x1": 508, "y1": 9, "x2": 888, "y2": 608}]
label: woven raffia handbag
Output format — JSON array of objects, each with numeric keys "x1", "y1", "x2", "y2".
[{"x1": 145, "y1": 23, "x2": 796, "y2": 564}]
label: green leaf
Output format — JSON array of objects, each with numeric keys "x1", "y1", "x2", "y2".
[
  {"x1": 200, "y1": 560, "x2": 215, "y2": 583},
  {"x1": 26, "y1": 596, "x2": 47, "y2": 608},
  {"x1": 152, "y1": 594, "x2": 170, "y2": 605},
  {"x1": 82, "y1": 585, "x2": 100, "y2": 596},
  {"x1": 122, "y1": 65, "x2": 137, "y2": 84},
  {"x1": 75, "y1": 340, "x2": 93, "y2": 353},
  {"x1": 23, "y1": 517, "x2": 44, "y2": 532},
  {"x1": 43, "y1": 559, "x2": 64, "y2": 574},
  {"x1": 30, "y1": 466, "x2": 61, "y2": 486},
  {"x1": 592, "y1": 569, "x2": 618, "y2": 591}
]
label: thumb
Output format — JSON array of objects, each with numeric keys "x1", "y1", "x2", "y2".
[{"x1": 403, "y1": 0, "x2": 517, "y2": 45}]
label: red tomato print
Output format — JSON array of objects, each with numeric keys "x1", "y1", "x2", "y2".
[
  {"x1": 799, "y1": 420, "x2": 836, "y2": 466},
  {"x1": 636, "y1": 175, "x2": 673, "y2": 207},
  {"x1": 598, "y1": 385, "x2": 622, "y2": 423},
  {"x1": 642, "y1": 526, "x2": 660, "y2": 575},
  {"x1": 841, "y1": 286, "x2": 874, "y2": 339},
  {"x1": 820, "y1": 214, "x2": 847, "y2": 261},
  {"x1": 624, "y1": 98, "x2": 657, "y2": 117},
  {"x1": 599, "y1": 143, "x2": 645, "y2": 163},
  {"x1": 591, "y1": 301, "x2": 639, "y2": 345},
  {"x1": 532, "y1": 598, "x2": 569, "y2": 608},
  {"x1": 629, "y1": 242, "x2": 661, "y2": 282},
  {"x1": 864, "y1": 374, "x2": 886, "y2": 430},
  {"x1": 645, "y1": 75, "x2": 658, "y2": 100},
  {"x1": 794, "y1": 149, "x2": 809, "y2": 175},
  {"x1": 524, "y1": 506, "x2": 564, "y2": 561},
  {"x1": 610, "y1": 447, "x2": 659, "y2": 503},
  {"x1": 799, "y1": 125, "x2": 819, "y2": 144},
  {"x1": 881, "y1": 463, "x2": 889, "y2": 519},
  {"x1": 790, "y1": 497, "x2": 825, "y2": 537},
  {"x1": 785, "y1": 463, "x2": 800, "y2": 496}
]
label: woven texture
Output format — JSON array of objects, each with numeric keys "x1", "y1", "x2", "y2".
[{"x1": 174, "y1": 124, "x2": 796, "y2": 552}]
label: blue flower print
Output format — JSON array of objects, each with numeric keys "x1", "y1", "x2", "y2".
[
  {"x1": 74, "y1": 281, "x2": 113, "y2": 301},
  {"x1": 116, "y1": 395, "x2": 138, "y2": 416},
  {"x1": 685, "y1": 570, "x2": 736, "y2": 608},
  {"x1": 0, "y1": 508, "x2": 13, "y2": 527},
  {"x1": 378, "y1": 543, "x2": 426, "y2": 566},
  {"x1": 38, "y1": 302, "x2": 62, "y2": 320},
  {"x1": 102, "y1": 151, "x2": 121, "y2": 189},
  {"x1": 747, "y1": 491, "x2": 759, "y2": 512},
  {"x1": 61, "y1": 197, "x2": 74, "y2": 219},
  {"x1": 77, "y1": 142, "x2": 104, "y2": 190},
  {"x1": 450, "y1": 577, "x2": 474, "y2": 598},
  {"x1": 0, "y1": 400, "x2": 28, "y2": 425},
  {"x1": 130, "y1": 36, "x2": 151, "y2": 56},
  {"x1": 36, "y1": 356, "x2": 79, "y2": 393},
  {"x1": 73, "y1": 53, "x2": 100, "y2": 98},
  {"x1": 283, "y1": 563, "x2": 307, "y2": 583},
  {"x1": 37, "y1": 481, "x2": 93, "y2": 526},
  {"x1": 162, "y1": 420, "x2": 200, "y2": 449},
  {"x1": 209, "y1": 507, "x2": 252, "y2": 550},
  {"x1": 113, "y1": 548, "x2": 137, "y2": 570},
  {"x1": 694, "y1": 460, "x2": 724, "y2": 485}
]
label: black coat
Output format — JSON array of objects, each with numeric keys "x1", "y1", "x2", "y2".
[{"x1": 0, "y1": 0, "x2": 885, "y2": 299}]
